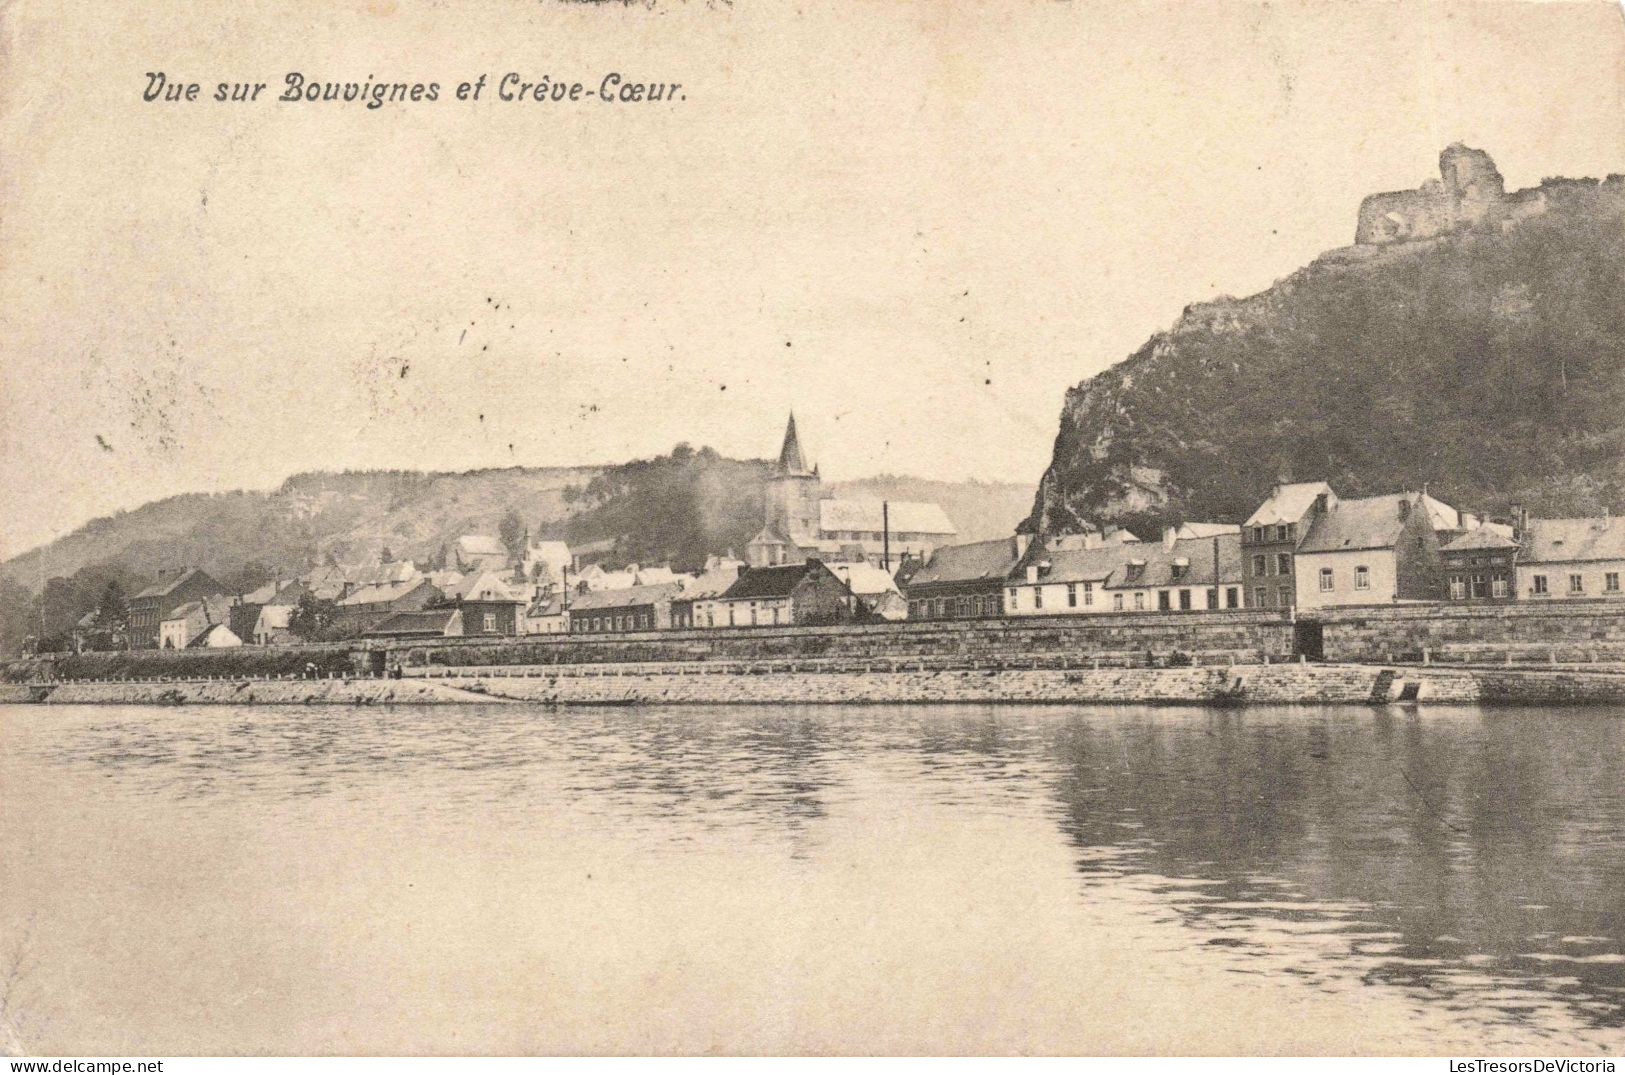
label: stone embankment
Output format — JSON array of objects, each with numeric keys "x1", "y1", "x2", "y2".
[
  {"x1": 30, "y1": 678, "x2": 504, "y2": 707},
  {"x1": 11, "y1": 662, "x2": 1625, "y2": 707}
]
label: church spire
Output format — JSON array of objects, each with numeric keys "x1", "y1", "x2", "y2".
[{"x1": 777, "y1": 412, "x2": 812, "y2": 476}]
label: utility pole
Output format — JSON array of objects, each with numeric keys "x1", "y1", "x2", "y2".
[{"x1": 882, "y1": 501, "x2": 891, "y2": 571}]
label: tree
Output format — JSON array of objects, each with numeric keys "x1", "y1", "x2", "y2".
[
  {"x1": 96, "y1": 580, "x2": 129, "y2": 632},
  {"x1": 287, "y1": 592, "x2": 338, "y2": 641},
  {"x1": 224, "y1": 560, "x2": 274, "y2": 594},
  {"x1": 499, "y1": 508, "x2": 527, "y2": 562}
]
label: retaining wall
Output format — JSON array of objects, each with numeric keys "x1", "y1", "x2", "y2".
[{"x1": 1314, "y1": 602, "x2": 1625, "y2": 662}]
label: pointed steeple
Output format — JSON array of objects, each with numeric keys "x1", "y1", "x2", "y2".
[{"x1": 777, "y1": 412, "x2": 812, "y2": 476}]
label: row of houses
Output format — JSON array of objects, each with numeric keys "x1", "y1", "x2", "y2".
[{"x1": 903, "y1": 483, "x2": 1625, "y2": 622}]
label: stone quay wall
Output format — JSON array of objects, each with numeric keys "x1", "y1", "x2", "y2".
[
  {"x1": 1312, "y1": 602, "x2": 1625, "y2": 663},
  {"x1": 391, "y1": 610, "x2": 1297, "y2": 669},
  {"x1": 10, "y1": 663, "x2": 1625, "y2": 707}
]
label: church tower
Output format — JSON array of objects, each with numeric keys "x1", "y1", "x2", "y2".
[{"x1": 764, "y1": 413, "x2": 823, "y2": 543}]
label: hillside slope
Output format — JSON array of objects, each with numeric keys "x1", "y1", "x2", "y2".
[
  {"x1": 2, "y1": 453, "x2": 1033, "y2": 593},
  {"x1": 1025, "y1": 171, "x2": 1625, "y2": 535}
]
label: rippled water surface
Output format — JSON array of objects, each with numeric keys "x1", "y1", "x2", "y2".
[{"x1": 2, "y1": 702, "x2": 1623, "y2": 1054}]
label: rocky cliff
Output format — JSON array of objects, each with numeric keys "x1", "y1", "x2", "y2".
[{"x1": 1025, "y1": 152, "x2": 1625, "y2": 536}]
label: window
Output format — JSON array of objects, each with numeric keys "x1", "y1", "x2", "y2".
[
  {"x1": 1008, "y1": 587, "x2": 1018, "y2": 609},
  {"x1": 483, "y1": 612, "x2": 496, "y2": 632},
  {"x1": 1532, "y1": 574, "x2": 1548, "y2": 596},
  {"x1": 1226, "y1": 587, "x2": 1239, "y2": 609},
  {"x1": 1067, "y1": 583, "x2": 1078, "y2": 608},
  {"x1": 1276, "y1": 553, "x2": 1291, "y2": 577},
  {"x1": 1607, "y1": 572, "x2": 1621, "y2": 593},
  {"x1": 1276, "y1": 525, "x2": 1291, "y2": 542},
  {"x1": 728, "y1": 607, "x2": 736, "y2": 626},
  {"x1": 1179, "y1": 589, "x2": 1193, "y2": 611},
  {"x1": 1319, "y1": 567, "x2": 1334, "y2": 592},
  {"x1": 1158, "y1": 591, "x2": 1171, "y2": 611},
  {"x1": 1251, "y1": 527, "x2": 1265, "y2": 543},
  {"x1": 1134, "y1": 593, "x2": 1145, "y2": 611},
  {"x1": 1252, "y1": 555, "x2": 1268, "y2": 577},
  {"x1": 1171, "y1": 563, "x2": 1188, "y2": 581},
  {"x1": 1034, "y1": 587, "x2": 1044, "y2": 610},
  {"x1": 1492, "y1": 578, "x2": 1508, "y2": 598},
  {"x1": 1113, "y1": 593, "x2": 1124, "y2": 611},
  {"x1": 1569, "y1": 574, "x2": 1585, "y2": 595},
  {"x1": 1082, "y1": 581, "x2": 1094, "y2": 606},
  {"x1": 1354, "y1": 566, "x2": 1370, "y2": 591},
  {"x1": 1254, "y1": 587, "x2": 1267, "y2": 608},
  {"x1": 1471, "y1": 574, "x2": 1489, "y2": 600},
  {"x1": 1449, "y1": 577, "x2": 1466, "y2": 600}
]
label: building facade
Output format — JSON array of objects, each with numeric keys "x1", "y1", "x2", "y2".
[
  {"x1": 1440, "y1": 523, "x2": 1520, "y2": 601},
  {"x1": 1515, "y1": 517, "x2": 1625, "y2": 602},
  {"x1": 703, "y1": 561, "x2": 858, "y2": 628},
  {"x1": 128, "y1": 569, "x2": 228, "y2": 649},
  {"x1": 568, "y1": 583, "x2": 680, "y2": 634},
  {"x1": 1241, "y1": 482, "x2": 1335, "y2": 609},
  {"x1": 902, "y1": 536, "x2": 1027, "y2": 620},
  {"x1": 1293, "y1": 493, "x2": 1447, "y2": 610}
]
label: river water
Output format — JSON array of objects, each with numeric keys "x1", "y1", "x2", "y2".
[{"x1": 1, "y1": 702, "x2": 1622, "y2": 1055}]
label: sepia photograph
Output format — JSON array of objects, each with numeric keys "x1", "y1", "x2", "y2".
[{"x1": 1, "y1": 0, "x2": 1624, "y2": 1062}]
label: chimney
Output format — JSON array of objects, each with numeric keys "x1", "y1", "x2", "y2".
[
  {"x1": 1398, "y1": 498, "x2": 1412, "y2": 521},
  {"x1": 1313, "y1": 492, "x2": 1329, "y2": 514},
  {"x1": 1026, "y1": 563, "x2": 1040, "y2": 584},
  {"x1": 1012, "y1": 533, "x2": 1033, "y2": 559},
  {"x1": 1163, "y1": 527, "x2": 1179, "y2": 551},
  {"x1": 1457, "y1": 508, "x2": 1467, "y2": 530}
]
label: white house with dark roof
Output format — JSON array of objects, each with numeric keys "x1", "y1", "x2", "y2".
[
  {"x1": 1292, "y1": 492, "x2": 1451, "y2": 610},
  {"x1": 1006, "y1": 530, "x2": 1244, "y2": 616},
  {"x1": 1515, "y1": 516, "x2": 1625, "y2": 601}
]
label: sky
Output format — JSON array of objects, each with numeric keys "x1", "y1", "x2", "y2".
[{"x1": 1, "y1": 0, "x2": 1623, "y2": 558}]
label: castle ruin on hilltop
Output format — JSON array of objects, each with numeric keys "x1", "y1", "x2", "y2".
[{"x1": 1355, "y1": 143, "x2": 1551, "y2": 245}]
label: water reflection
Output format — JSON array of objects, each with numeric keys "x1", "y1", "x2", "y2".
[
  {"x1": 1043, "y1": 707, "x2": 1625, "y2": 1036},
  {"x1": 6, "y1": 701, "x2": 1625, "y2": 1049}
]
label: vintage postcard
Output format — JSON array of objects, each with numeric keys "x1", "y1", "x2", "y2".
[{"x1": 2, "y1": 0, "x2": 1624, "y2": 1061}]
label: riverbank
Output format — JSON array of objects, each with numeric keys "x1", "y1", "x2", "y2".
[{"x1": 8, "y1": 662, "x2": 1625, "y2": 707}]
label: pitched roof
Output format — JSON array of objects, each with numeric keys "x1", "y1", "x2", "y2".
[
  {"x1": 1245, "y1": 482, "x2": 1334, "y2": 527},
  {"x1": 1420, "y1": 493, "x2": 1472, "y2": 532},
  {"x1": 1298, "y1": 494, "x2": 1422, "y2": 554},
  {"x1": 162, "y1": 595, "x2": 232, "y2": 624},
  {"x1": 240, "y1": 581, "x2": 281, "y2": 605},
  {"x1": 777, "y1": 413, "x2": 813, "y2": 476},
  {"x1": 904, "y1": 538, "x2": 1022, "y2": 588},
  {"x1": 1441, "y1": 523, "x2": 1520, "y2": 552},
  {"x1": 719, "y1": 562, "x2": 845, "y2": 601},
  {"x1": 456, "y1": 534, "x2": 507, "y2": 557},
  {"x1": 337, "y1": 578, "x2": 437, "y2": 607},
  {"x1": 526, "y1": 595, "x2": 567, "y2": 618},
  {"x1": 567, "y1": 582, "x2": 682, "y2": 612},
  {"x1": 456, "y1": 571, "x2": 521, "y2": 602},
  {"x1": 366, "y1": 609, "x2": 460, "y2": 637},
  {"x1": 1176, "y1": 522, "x2": 1241, "y2": 539},
  {"x1": 187, "y1": 623, "x2": 242, "y2": 648},
  {"x1": 240, "y1": 579, "x2": 308, "y2": 606},
  {"x1": 829, "y1": 561, "x2": 901, "y2": 597},
  {"x1": 1024, "y1": 534, "x2": 1242, "y2": 590},
  {"x1": 677, "y1": 565, "x2": 746, "y2": 601},
  {"x1": 818, "y1": 498, "x2": 956, "y2": 536},
  {"x1": 1520, "y1": 517, "x2": 1625, "y2": 564},
  {"x1": 133, "y1": 567, "x2": 221, "y2": 600}
]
